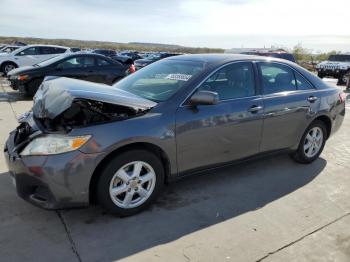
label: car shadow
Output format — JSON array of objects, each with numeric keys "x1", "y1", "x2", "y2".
[
  {"x1": 58, "y1": 153, "x2": 326, "y2": 261},
  {"x1": 0, "y1": 78, "x2": 32, "y2": 103},
  {"x1": 0, "y1": 90, "x2": 32, "y2": 103}
]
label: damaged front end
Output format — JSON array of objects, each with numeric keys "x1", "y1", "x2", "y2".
[{"x1": 32, "y1": 77, "x2": 157, "y2": 132}]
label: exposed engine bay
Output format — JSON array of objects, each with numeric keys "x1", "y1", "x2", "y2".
[
  {"x1": 29, "y1": 77, "x2": 158, "y2": 132},
  {"x1": 37, "y1": 99, "x2": 143, "y2": 132}
]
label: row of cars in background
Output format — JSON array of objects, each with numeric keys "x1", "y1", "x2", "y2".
[
  {"x1": 1, "y1": 43, "x2": 349, "y2": 97},
  {"x1": 0, "y1": 43, "x2": 181, "y2": 96}
]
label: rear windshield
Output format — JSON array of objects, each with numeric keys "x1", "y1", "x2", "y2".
[
  {"x1": 113, "y1": 59, "x2": 206, "y2": 102},
  {"x1": 329, "y1": 55, "x2": 350, "y2": 62}
]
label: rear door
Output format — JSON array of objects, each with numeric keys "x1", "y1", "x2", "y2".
[
  {"x1": 176, "y1": 62, "x2": 264, "y2": 173},
  {"x1": 258, "y1": 62, "x2": 320, "y2": 152}
]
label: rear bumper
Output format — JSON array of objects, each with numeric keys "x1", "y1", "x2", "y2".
[{"x1": 4, "y1": 130, "x2": 104, "y2": 210}]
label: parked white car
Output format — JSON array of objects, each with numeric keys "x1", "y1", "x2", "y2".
[{"x1": 0, "y1": 45, "x2": 70, "y2": 75}]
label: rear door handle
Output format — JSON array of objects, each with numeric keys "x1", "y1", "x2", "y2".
[
  {"x1": 248, "y1": 105, "x2": 263, "y2": 113},
  {"x1": 307, "y1": 96, "x2": 318, "y2": 103}
]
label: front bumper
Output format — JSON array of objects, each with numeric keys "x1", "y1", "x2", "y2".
[
  {"x1": 7, "y1": 77, "x2": 28, "y2": 92},
  {"x1": 317, "y1": 68, "x2": 348, "y2": 78},
  {"x1": 4, "y1": 130, "x2": 104, "y2": 209}
]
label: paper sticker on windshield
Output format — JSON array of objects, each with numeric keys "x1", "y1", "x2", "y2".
[{"x1": 165, "y1": 74, "x2": 192, "y2": 81}]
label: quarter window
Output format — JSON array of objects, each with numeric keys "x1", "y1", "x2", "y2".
[
  {"x1": 259, "y1": 63, "x2": 296, "y2": 94},
  {"x1": 96, "y1": 58, "x2": 112, "y2": 66},
  {"x1": 198, "y1": 62, "x2": 256, "y2": 100},
  {"x1": 295, "y1": 72, "x2": 313, "y2": 90}
]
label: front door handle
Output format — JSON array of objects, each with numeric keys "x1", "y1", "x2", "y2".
[
  {"x1": 248, "y1": 105, "x2": 263, "y2": 113},
  {"x1": 307, "y1": 96, "x2": 318, "y2": 103}
]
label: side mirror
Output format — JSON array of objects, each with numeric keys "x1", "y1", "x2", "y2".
[{"x1": 189, "y1": 91, "x2": 219, "y2": 106}]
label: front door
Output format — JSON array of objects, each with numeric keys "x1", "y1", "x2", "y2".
[{"x1": 176, "y1": 62, "x2": 264, "y2": 173}]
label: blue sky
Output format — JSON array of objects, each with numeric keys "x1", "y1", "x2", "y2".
[{"x1": 0, "y1": 0, "x2": 349, "y2": 52}]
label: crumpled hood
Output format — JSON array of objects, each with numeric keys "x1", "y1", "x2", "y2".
[{"x1": 32, "y1": 77, "x2": 157, "y2": 119}]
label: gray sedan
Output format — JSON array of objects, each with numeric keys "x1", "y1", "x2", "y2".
[{"x1": 4, "y1": 54, "x2": 346, "y2": 216}]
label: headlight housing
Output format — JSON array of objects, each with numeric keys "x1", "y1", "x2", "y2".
[
  {"x1": 21, "y1": 135, "x2": 91, "y2": 156},
  {"x1": 18, "y1": 75, "x2": 29, "y2": 81}
]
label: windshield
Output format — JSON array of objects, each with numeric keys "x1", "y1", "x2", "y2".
[
  {"x1": 329, "y1": 55, "x2": 350, "y2": 62},
  {"x1": 35, "y1": 54, "x2": 68, "y2": 67},
  {"x1": 113, "y1": 59, "x2": 206, "y2": 102}
]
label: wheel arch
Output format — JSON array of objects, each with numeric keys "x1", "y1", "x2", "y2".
[
  {"x1": 89, "y1": 142, "x2": 171, "y2": 203},
  {"x1": 0, "y1": 60, "x2": 18, "y2": 72},
  {"x1": 313, "y1": 115, "x2": 332, "y2": 139}
]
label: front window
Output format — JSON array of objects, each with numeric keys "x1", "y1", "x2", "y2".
[
  {"x1": 198, "y1": 62, "x2": 256, "y2": 100},
  {"x1": 16, "y1": 47, "x2": 40, "y2": 56},
  {"x1": 113, "y1": 59, "x2": 206, "y2": 102}
]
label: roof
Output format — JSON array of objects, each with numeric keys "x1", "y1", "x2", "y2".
[{"x1": 167, "y1": 53, "x2": 285, "y2": 64}]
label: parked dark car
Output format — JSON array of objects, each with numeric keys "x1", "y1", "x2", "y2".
[
  {"x1": 134, "y1": 52, "x2": 180, "y2": 70},
  {"x1": 4, "y1": 54, "x2": 345, "y2": 216},
  {"x1": 7, "y1": 53, "x2": 131, "y2": 96},
  {"x1": 118, "y1": 51, "x2": 142, "y2": 61},
  {"x1": 92, "y1": 49, "x2": 117, "y2": 57},
  {"x1": 92, "y1": 49, "x2": 134, "y2": 66}
]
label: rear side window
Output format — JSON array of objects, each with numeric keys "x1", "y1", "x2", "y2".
[
  {"x1": 40, "y1": 47, "x2": 66, "y2": 55},
  {"x1": 96, "y1": 58, "x2": 112, "y2": 66},
  {"x1": 40, "y1": 47, "x2": 56, "y2": 54},
  {"x1": 199, "y1": 62, "x2": 256, "y2": 100},
  {"x1": 259, "y1": 63, "x2": 296, "y2": 94},
  {"x1": 53, "y1": 47, "x2": 67, "y2": 54}
]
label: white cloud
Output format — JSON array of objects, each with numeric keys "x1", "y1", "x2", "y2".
[{"x1": 0, "y1": 0, "x2": 349, "y2": 52}]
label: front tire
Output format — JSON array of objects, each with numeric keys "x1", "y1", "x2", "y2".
[
  {"x1": 97, "y1": 149, "x2": 164, "y2": 216},
  {"x1": 292, "y1": 120, "x2": 327, "y2": 164},
  {"x1": 1, "y1": 62, "x2": 17, "y2": 75}
]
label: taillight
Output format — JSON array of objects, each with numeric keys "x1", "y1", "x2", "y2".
[
  {"x1": 129, "y1": 64, "x2": 136, "y2": 74},
  {"x1": 339, "y1": 92, "x2": 347, "y2": 103}
]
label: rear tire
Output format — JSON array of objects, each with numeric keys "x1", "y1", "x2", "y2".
[
  {"x1": 97, "y1": 149, "x2": 164, "y2": 216},
  {"x1": 292, "y1": 120, "x2": 327, "y2": 164}
]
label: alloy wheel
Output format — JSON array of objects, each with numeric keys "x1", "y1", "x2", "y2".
[
  {"x1": 303, "y1": 127, "x2": 323, "y2": 158},
  {"x1": 4, "y1": 64, "x2": 15, "y2": 74},
  {"x1": 109, "y1": 161, "x2": 156, "y2": 209}
]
